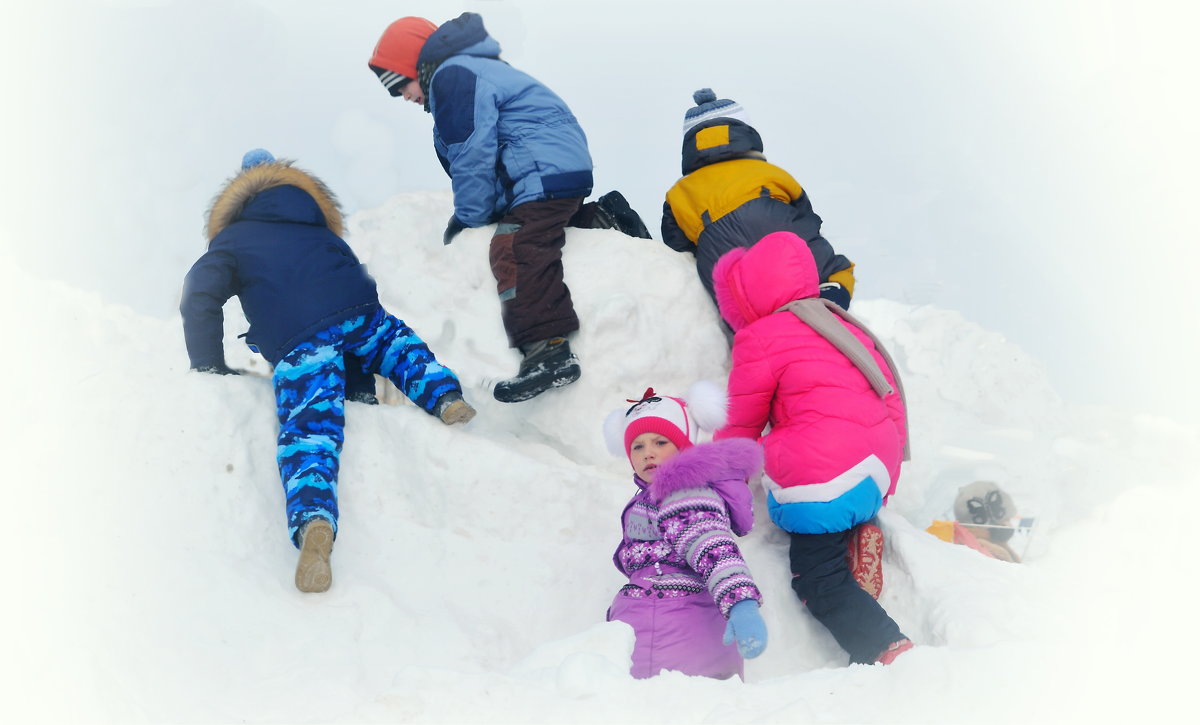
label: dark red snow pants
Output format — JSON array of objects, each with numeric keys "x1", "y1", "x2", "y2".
[{"x1": 489, "y1": 197, "x2": 583, "y2": 349}]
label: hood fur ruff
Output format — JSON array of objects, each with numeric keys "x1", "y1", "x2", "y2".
[
  {"x1": 205, "y1": 160, "x2": 344, "y2": 241},
  {"x1": 648, "y1": 437, "x2": 763, "y2": 505}
]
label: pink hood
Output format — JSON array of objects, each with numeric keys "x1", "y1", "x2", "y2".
[
  {"x1": 713, "y1": 231, "x2": 818, "y2": 331},
  {"x1": 711, "y1": 232, "x2": 908, "y2": 509}
]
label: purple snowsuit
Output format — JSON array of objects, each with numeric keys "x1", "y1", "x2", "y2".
[{"x1": 607, "y1": 437, "x2": 764, "y2": 679}]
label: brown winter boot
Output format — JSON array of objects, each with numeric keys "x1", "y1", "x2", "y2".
[
  {"x1": 294, "y1": 518, "x2": 334, "y2": 593},
  {"x1": 435, "y1": 393, "x2": 477, "y2": 425}
]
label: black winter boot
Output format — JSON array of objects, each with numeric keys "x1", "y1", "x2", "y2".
[
  {"x1": 493, "y1": 337, "x2": 581, "y2": 403},
  {"x1": 593, "y1": 191, "x2": 652, "y2": 239}
]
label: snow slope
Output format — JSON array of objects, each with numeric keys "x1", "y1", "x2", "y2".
[{"x1": 4, "y1": 189, "x2": 1197, "y2": 724}]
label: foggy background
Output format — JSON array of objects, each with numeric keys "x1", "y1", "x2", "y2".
[{"x1": 3, "y1": 0, "x2": 1197, "y2": 420}]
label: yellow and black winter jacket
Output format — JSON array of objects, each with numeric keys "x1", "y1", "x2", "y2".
[{"x1": 661, "y1": 119, "x2": 855, "y2": 304}]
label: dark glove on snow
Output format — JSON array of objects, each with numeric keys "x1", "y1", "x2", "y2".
[
  {"x1": 443, "y1": 215, "x2": 466, "y2": 245},
  {"x1": 723, "y1": 599, "x2": 768, "y2": 659},
  {"x1": 194, "y1": 363, "x2": 241, "y2": 375}
]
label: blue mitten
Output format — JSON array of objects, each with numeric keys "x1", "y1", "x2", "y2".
[{"x1": 722, "y1": 599, "x2": 767, "y2": 659}]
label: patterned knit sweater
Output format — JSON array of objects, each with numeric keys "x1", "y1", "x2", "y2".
[{"x1": 612, "y1": 438, "x2": 764, "y2": 617}]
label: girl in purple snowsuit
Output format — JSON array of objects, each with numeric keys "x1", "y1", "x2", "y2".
[{"x1": 602, "y1": 381, "x2": 768, "y2": 679}]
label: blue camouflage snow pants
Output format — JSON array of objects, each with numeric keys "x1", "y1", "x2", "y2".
[{"x1": 273, "y1": 305, "x2": 462, "y2": 546}]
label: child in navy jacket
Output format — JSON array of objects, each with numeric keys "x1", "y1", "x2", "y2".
[{"x1": 180, "y1": 150, "x2": 475, "y2": 593}]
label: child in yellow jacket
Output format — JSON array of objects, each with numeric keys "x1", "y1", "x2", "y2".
[{"x1": 662, "y1": 89, "x2": 856, "y2": 310}]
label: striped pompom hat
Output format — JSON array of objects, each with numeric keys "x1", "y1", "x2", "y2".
[{"x1": 682, "y1": 88, "x2": 751, "y2": 133}]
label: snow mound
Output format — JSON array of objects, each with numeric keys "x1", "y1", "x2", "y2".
[{"x1": 5, "y1": 190, "x2": 1197, "y2": 723}]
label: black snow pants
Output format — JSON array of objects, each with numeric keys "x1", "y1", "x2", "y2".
[{"x1": 789, "y1": 529, "x2": 905, "y2": 664}]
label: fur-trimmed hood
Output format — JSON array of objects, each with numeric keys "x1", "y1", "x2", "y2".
[
  {"x1": 647, "y1": 437, "x2": 762, "y2": 504},
  {"x1": 205, "y1": 160, "x2": 344, "y2": 241}
]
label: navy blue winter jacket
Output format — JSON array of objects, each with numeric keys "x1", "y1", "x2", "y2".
[
  {"x1": 180, "y1": 162, "x2": 378, "y2": 368},
  {"x1": 417, "y1": 12, "x2": 594, "y2": 227}
]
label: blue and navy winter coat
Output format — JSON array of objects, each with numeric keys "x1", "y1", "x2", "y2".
[
  {"x1": 417, "y1": 12, "x2": 594, "y2": 227},
  {"x1": 180, "y1": 162, "x2": 378, "y2": 368}
]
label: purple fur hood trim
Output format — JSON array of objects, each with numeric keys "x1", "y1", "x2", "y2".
[{"x1": 648, "y1": 438, "x2": 763, "y2": 504}]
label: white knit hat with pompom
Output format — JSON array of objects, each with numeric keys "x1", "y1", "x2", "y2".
[{"x1": 603, "y1": 380, "x2": 727, "y2": 461}]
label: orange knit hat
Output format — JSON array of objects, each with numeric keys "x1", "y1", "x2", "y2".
[{"x1": 369, "y1": 17, "x2": 438, "y2": 79}]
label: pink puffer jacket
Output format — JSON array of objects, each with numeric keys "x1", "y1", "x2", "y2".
[{"x1": 712, "y1": 232, "x2": 907, "y2": 534}]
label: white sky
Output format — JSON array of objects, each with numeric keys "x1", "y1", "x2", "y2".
[{"x1": 3, "y1": 0, "x2": 1198, "y2": 419}]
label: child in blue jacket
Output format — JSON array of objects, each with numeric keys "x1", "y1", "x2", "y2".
[
  {"x1": 368, "y1": 12, "x2": 650, "y2": 404},
  {"x1": 180, "y1": 150, "x2": 475, "y2": 593}
]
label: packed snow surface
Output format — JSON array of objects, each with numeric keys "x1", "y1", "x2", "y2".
[{"x1": 5, "y1": 190, "x2": 1196, "y2": 723}]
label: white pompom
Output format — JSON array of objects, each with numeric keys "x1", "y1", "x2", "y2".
[
  {"x1": 602, "y1": 408, "x2": 629, "y2": 458},
  {"x1": 684, "y1": 380, "x2": 727, "y2": 431}
]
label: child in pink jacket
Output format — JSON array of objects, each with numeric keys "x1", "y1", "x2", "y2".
[
  {"x1": 603, "y1": 382, "x2": 768, "y2": 679},
  {"x1": 712, "y1": 231, "x2": 913, "y2": 665}
]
